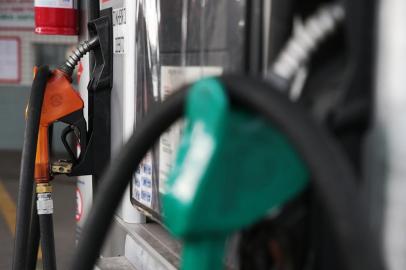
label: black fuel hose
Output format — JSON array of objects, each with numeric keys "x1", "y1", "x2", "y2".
[
  {"x1": 12, "y1": 65, "x2": 50, "y2": 270},
  {"x1": 26, "y1": 192, "x2": 40, "y2": 270},
  {"x1": 70, "y1": 75, "x2": 384, "y2": 270},
  {"x1": 39, "y1": 214, "x2": 57, "y2": 270}
]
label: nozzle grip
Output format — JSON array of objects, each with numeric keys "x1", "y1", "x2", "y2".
[{"x1": 35, "y1": 125, "x2": 51, "y2": 183}]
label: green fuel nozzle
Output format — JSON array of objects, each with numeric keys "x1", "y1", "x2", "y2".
[{"x1": 163, "y1": 78, "x2": 309, "y2": 270}]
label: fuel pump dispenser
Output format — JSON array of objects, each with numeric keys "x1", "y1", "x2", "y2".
[
  {"x1": 12, "y1": 0, "x2": 385, "y2": 269},
  {"x1": 68, "y1": 1, "x2": 384, "y2": 269}
]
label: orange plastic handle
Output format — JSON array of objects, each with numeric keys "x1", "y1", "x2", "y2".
[
  {"x1": 34, "y1": 69, "x2": 84, "y2": 183},
  {"x1": 35, "y1": 125, "x2": 50, "y2": 183}
]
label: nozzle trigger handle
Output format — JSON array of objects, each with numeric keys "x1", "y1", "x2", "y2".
[{"x1": 59, "y1": 110, "x2": 87, "y2": 163}]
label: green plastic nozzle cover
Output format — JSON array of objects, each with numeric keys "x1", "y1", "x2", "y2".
[{"x1": 163, "y1": 78, "x2": 308, "y2": 270}]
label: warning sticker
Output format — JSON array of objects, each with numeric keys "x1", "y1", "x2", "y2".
[
  {"x1": 112, "y1": 7, "x2": 126, "y2": 54},
  {"x1": 37, "y1": 192, "x2": 54, "y2": 215}
]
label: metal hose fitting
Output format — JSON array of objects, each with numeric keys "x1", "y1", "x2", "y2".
[
  {"x1": 60, "y1": 37, "x2": 99, "y2": 77},
  {"x1": 270, "y1": 3, "x2": 345, "y2": 81}
]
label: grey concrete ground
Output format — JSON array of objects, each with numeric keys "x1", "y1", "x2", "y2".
[{"x1": 0, "y1": 150, "x2": 76, "y2": 270}]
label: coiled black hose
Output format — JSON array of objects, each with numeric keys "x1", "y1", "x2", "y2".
[
  {"x1": 12, "y1": 66, "x2": 50, "y2": 270},
  {"x1": 70, "y1": 75, "x2": 384, "y2": 270}
]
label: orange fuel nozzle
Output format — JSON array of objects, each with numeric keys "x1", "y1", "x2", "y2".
[{"x1": 34, "y1": 69, "x2": 84, "y2": 183}]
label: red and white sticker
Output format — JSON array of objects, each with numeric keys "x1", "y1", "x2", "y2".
[
  {"x1": 34, "y1": 0, "x2": 76, "y2": 9},
  {"x1": 75, "y1": 188, "x2": 83, "y2": 222}
]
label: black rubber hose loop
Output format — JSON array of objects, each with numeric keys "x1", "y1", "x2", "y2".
[
  {"x1": 70, "y1": 75, "x2": 385, "y2": 270},
  {"x1": 12, "y1": 66, "x2": 51, "y2": 270}
]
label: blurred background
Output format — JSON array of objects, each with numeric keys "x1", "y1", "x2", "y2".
[{"x1": 0, "y1": 1, "x2": 76, "y2": 268}]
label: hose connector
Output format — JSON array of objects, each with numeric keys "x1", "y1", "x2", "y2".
[{"x1": 59, "y1": 37, "x2": 99, "y2": 77}]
